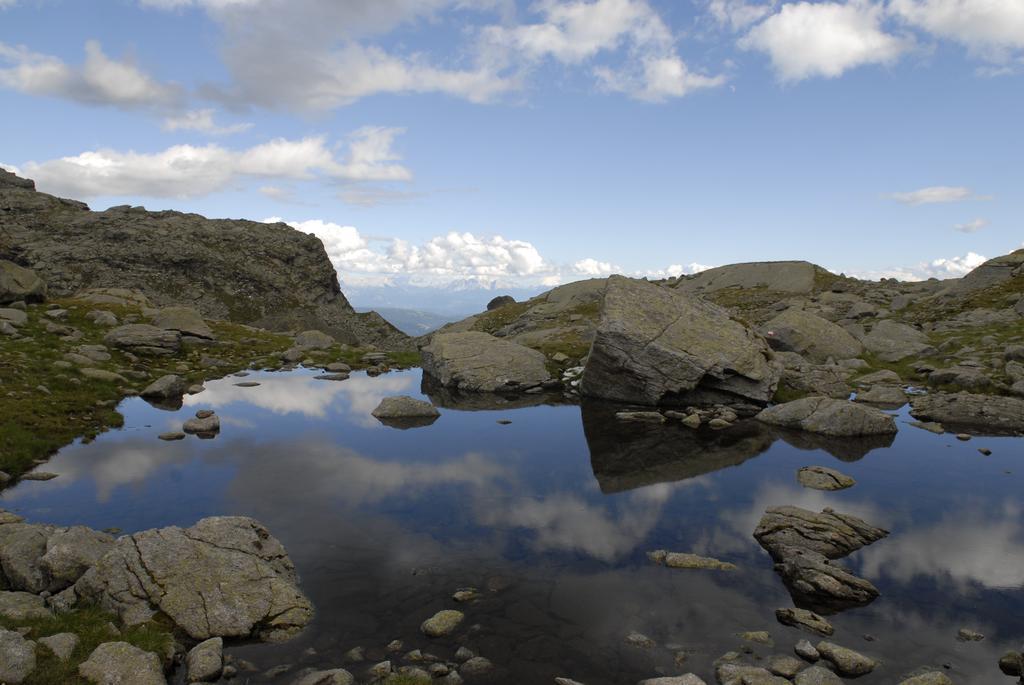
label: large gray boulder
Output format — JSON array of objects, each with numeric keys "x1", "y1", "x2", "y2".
[
  {"x1": 72, "y1": 516, "x2": 312, "y2": 641},
  {"x1": 421, "y1": 331, "x2": 552, "y2": 392},
  {"x1": 0, "y1": 259, "x2": 46, "y2": 304},
  {"x1": 755, "y1": 506, "x2": 888, "y2": 611},
  {"x1": 0, "y1": 629, "x2": 36, "y2": 684},
  {"x1": 78, "y1": 641, "x2": 166, "y2": 685},
  {"x1": 861, "y1": 320, "x2": 932, "y2": 362},
  {"x1": 103, "y1": 324, "x2": 181, "y2": 355},
  {"x1": 910, "y1": 392, "x2": 1024, "y2": 434},
  {"x1": 775, "y1": 352, "x2": 852, "y2": 400},
  {"x1": 756, "y1": 397, "x2": 897, "y2": 436},
  {"x1": 675, "y1": 260, "x2": 823, "y2": 294},
  {"x1": 140, "y1": 375, "x2": 188, "y2": 401},
  {"x1": 581, "y1": 276, "x2": 780, "y2": 406},
  {"x1": 0, "y1": 591, "x2": 53, "y2": 620},
  {"x1": 150, "y1": 306, "x2": 214, "y2": 339},
  {"x1": 762, "y1": 309, "x2": 863, "y2": 363},
  {"x1": 0, "y1": 523, "x2": 114, "y2": 593}
]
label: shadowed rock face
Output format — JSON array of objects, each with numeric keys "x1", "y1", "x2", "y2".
[
  {"x1": 581, "y1": 276, "x2": 781, "y2": 407},
  {"x1": 582, "y1": 401, "x2": 776, "y2": 493},
  {"x1": 0, "y1": 170, "x2": 408, "y2": 350}
]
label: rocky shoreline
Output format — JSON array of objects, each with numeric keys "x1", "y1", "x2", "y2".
[{"x1": 3, "y1": 167, "x2": 1024, "y2": 683}]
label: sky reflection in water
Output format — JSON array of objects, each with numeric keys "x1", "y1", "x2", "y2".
[{"x1": 2, "y1": 369, "x2": 1022, "y2": 684}]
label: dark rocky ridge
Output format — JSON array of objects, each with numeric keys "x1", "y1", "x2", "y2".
[{"x1": 0, "y1": 169, "x2": 409, "y2": 350}]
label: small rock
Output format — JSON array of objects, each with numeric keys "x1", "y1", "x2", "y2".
[
  {"x1": 978, "y1": 447, "x2": 992, "y2": 456},
  {"x1": 39, "y1": 632, "x2": 78, "y2": 661},
  {"x1": 78, "y1": 641, "x2": 165, "y2": 685},
  {"x1": 235, "y1": 381, "x2": 261, "y2": 387},
  {"x1": 158, "y1": 432, "x2": 186, "y2": 441},
  {"x1": 998, "y1": 651, "x2": 1023, "y2": 676},
  {"x1": 897, "y1": 672, "x2": 953, "y2": 685},
  {"x1": 637, "y1": 676, "x2": 706, "y2": 685},
  {"x1": 625, "y1": 631, "x2": 656, "y2": 649},
  {"x1": 0, "y1": 629, "x2": 36, "y2": 684},
  {"x1": 452, "y1": 587, "x2": 481, "y2": 603},
  {"x1": 420, "y1": 609, "x2": 465, "y2": 637},
  {"x1": 775, "y1": 608, "x2": 833, "y2": 636},
  {"x1": 648, "y1": 549, "x2": 736, "y2": 570},
  {"x1": 291, "y1": 668, "x2": 354, "y2": 685},
  {"x1": 455, "y1": 647, "x2": 475, "y2": 662},
  {"x1": 708, "y1": 418, "x2": 732, "y2": 430},
  {"x1": 738, "y1": 631, "x2": 773, "y2": 645},
  {"x1": 768, "y1": 654, "x2": 805, "y2": 678},
  {"x1": 183, "y1": 414, "x2": 220, "y2": 435},
  {"x1": 956, "y1": 433, "x2": 971, "y2": 441},
  {"x1": 342, "y1": 646, "x2": 365, "y2": 663},
  {"x1": 794, "y1": 639, "x2": 820, "y2": 662},
  {"x1": 956, "y1": 627, "x2": 984, "y2": 642},
  {"x1": 816, "y1": 640, "x2": 877, "y2": 676},
  {"x1": 615, "y1": 411, "x2": 665, "y2": 423},
  {"x1": 187, "y1": 637, "x2": 224, "y2": 682},
  {"x1": 793, "y1": 665, "x2": 842, "y2": 685},
  {"x1": 460, "y1": 656, "x2": 494, "y2": 676},
  {"x1": 372, "y1": 396, "x2": 440, "y2": 419},
  {"x1": 796, "y1": 466, "x2": 856, "y2": 491},
  {"x1": 140, "y1": 374, "x2": 187, "y2": 401},
  {"x1": 21, "y1": 471, "x2": 58, "y2": 481}
]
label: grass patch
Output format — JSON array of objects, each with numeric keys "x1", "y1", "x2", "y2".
[{"x1": 0, "y1": 605, "x2": 174, "y2": 685}]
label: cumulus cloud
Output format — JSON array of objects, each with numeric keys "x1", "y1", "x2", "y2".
[
  {"x1": 953, "y1": 217, "x2": 988, "y2": 233},
  {"x1": 0, "y1": 40, "x2": 182, "y2": 109},
  {"x1": 266, "y1": 217, "x2": 712, "y2": 288},
  {"x1": 739, "y1": 1, "x2": 911, "y2": 81},
  {"x1": 707, "y1": 0, "x2": 777, "y2": 31},
  {"x1": 484, "y1": 0, "x2": 726, "y2": 101},
  {"x1": 887, "y1": 185, "x2": 989, "y2": 205},
  {"x1": 889, "y1": 0, "x2": 1024, "y2": 63},
  {"x1": 21, "y1": 127, "x2": 411, "y2": 199},
  {"x1": 845, "y1": 250, "x2": 988, "y2": 281},
  {"x1": 162, "y1": 108, "x2": 253, "y2": 135}
]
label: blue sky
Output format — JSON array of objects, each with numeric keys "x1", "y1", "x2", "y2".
[{"x1": 1, "y1": 0, "x2": 1021, "y2": 299}]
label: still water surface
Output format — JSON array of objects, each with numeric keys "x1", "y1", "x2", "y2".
[{"x1": 2, "y1": 369, "x2": 1022, "y2": 684}]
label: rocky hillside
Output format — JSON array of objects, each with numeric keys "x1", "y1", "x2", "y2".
[{"x1": 0, "y1": 170, "x2": 408, "y2": 350}]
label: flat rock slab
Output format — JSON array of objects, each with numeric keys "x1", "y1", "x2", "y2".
[
  {"x1": 151, "y1": 306, "x2": 214, "y2": 340},
  {"x1": 756, "y1": 396, "x2": 897, "y2": 437},
  {"x1": 78, "y1": 641, "x2": 166, "y2": 685},
  {"x1": 816, "y1": 641, "x2": 877, "y2": 676},
  {"x1": 73, "y1": 516, "x2": 312, "y2": 641},
  {"x1": 422, "y1": 331, "x2": 551, "y2": 393},
  {"x1": 648, "y1": 549, "x2": 736, "y2": 570},
  {"x1": 775, "y1": 607, "x2": 834, "y2": 636},
  {"x1": 910, "y1": 392, "x2": 1024, "y2": 434},
  {"x1": 372, "y1": 396, "x2": 440, "y2": 419},
  {"x1": 581, "y1": 276, "x2": 780, "y2": 406},
  {"x1": 797, "y1": 466, "x2": 856, "y2": 491}
]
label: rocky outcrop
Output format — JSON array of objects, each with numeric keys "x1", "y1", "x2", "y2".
[
  {"x1": 421, "y1": 331, "x2": 552, "y2": 392},
  {"x1": 861, "y1": 320, "x2": 933, "y2": 362},
  {"x1": 0, "y1": 523, "x2": 114, "y2": 594},
  {"x1": 756, "y1": 397, "x2": 897, "y2": 436},
  {"x1": 754, "y1": 506, "x2": 888, "y2": 612},
  {"x1": 0, "y1": 259, "x2": 46, "y2": 304},
  {"x1": 940, "y1": 248, "x2": 1024, "y2": 296},
  {"x1": 910, "y1": 392, "x2": 1024, "y2": 434},
  {"x1": 581, "y1": 276, "x2": 780, "y2": 406},
  {"x1": 0, "y1": 169, "x2": 407, "y2": 349},
  {"x1": 675, "y1": 260, "x2": 824, "y2": 294},
  {"x1": 71, "y1": 516, "x2": 312, "y2": 641},
  {"x1": 762, "y1": 309, "x2": 863, "y2": 362}
]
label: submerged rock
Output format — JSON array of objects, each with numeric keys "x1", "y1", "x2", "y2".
[
  {"x1": 648, "y1": 549, "x2": 736, "y2": 570},
  {"x1": 581, "y1": 276, "x2": 780, "y2": 406},
  {"x1": 420, "y1": 610, "x2": 464, "y2": 637},
  {"x1": 815, "y1": 641, "x2": 877, "y2": 676},
  {"x1": 775, "y1": 607, "x2": 834, "y2": 636},
  {"x1": 422, "y1": 331, "x2": 551, "y2": 392},
  {"x1": 72, "y1": 516, "x2": 312, "y2": 641},
  {"x1": 754, "y1": 506, "x2": 888, "y2": 611},
  {"x1": 756, "y1": 397, "x2": 897, "y2": 437},
  {"x1": 897, "y1": 673, "x2": 953, "y2": 685}
]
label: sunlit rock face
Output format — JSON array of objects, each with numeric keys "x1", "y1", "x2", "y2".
[{"x1": 581, "y1": 276, "x2": 780, "y2": 407}]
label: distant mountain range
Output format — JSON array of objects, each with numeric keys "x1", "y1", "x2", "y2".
[
  {"x1": 346, "y1": 281, "x2": 548, "y2": 318},
  {"x1": 353, "y1": 306, "x2": 459, "y2": 337}
]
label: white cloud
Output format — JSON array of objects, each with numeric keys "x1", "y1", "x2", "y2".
[
  {"x1": 889, "y1": 0, "x2": 1024, "y2": 63},
  {"x1": 266, "y1": 218, "x2": 711, "y2": 288},
  {"x1": 953, "y1": 217, "x2": 988, "y2": 233},
  {"x1": 739, "y1": 1, "x2": 910, "y2": 81},
  {"x1": 845, "y1": 250, "x2": 987, "y2": 281},
  {"x1": 484, "y1": 0, "x2": 726, "y2": 101},
  {"x1": 0, "y1": 0, "x2": 17, "y2": 8},
  {"x1": 887, "y1": 185, "x2": 988, "y2": 205},
  {"x1": 21, "y1": 127, "x2": 411, "y2": 198},
  {"x1": 707, "y1": 0, "x2": 777, "y2": 31},
  {"x1": 0, "y1": 162, "x2": 20, "y2": 175},
  {"x1": 162, "y1": 108, "x2": 253, "y2": 135},
  {"x1": 0, "y1": 40, "x2": 182, "y2": 109}
]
